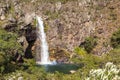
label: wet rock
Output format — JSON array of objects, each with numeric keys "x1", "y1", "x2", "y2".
[{"x1": 25, "y1": 26, "x2": 37, "y2": 42}]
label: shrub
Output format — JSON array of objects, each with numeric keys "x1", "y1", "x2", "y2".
[
  {"x1": 111, "y1": 28, "x2": 120, "y2": 48},
  {"x1": 0, "y1": 29, "x2": 23, "y2": 59},
  {"x1": 0, "y1": 29, "x2": 23, "y2": 73},
  {"x1": 80, "y1": 36, "x2": 97, "y2": 53},
  {"x1": 3, "y1": 66, "x2": 47, "y2": 80},
  {"x1": 103, "y1": 48, "x2": 120, "y2": 64},
  {"x1": 72, "y1": 47, "x2": 103, "y2": 68},
  {"x1": 74, "y1": 47, "x2": 87, "y2": 57},
  {"x1": 86, "y1": 62, "x2": 120, "y2": 80}
]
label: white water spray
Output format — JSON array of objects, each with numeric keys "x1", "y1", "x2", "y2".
[{"x1": 36, "y1": 16, "x2": 56, "y2": 65}]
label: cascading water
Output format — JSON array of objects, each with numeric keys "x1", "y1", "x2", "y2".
[{"x1": 36, "y1": 16, "x2": 56, "y2": 65}]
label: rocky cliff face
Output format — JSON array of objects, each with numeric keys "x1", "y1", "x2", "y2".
[{"x1": 0, "y1": 0, "x2": 120, "y2": 60}]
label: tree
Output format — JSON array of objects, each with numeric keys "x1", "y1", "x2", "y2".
[{"x1": 0, "y1": 29, "x2": 24, "y2": 73}]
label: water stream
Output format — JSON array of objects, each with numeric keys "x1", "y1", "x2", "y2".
[{"x1": 36, "y1": 16, "x2": 53, "y2": 65}]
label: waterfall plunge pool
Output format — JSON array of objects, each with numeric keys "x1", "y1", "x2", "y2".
[{"x1": 36, "y1": 63, "x2": 83, "y2": 74}]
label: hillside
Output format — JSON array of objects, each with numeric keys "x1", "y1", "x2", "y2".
[{"x1": 0, "y1": 0, "x2": 120, "y2": 80}]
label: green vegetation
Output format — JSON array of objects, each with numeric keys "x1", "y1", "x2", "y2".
[
  {"x1": 0, "y1": 30, "x2": 22, "y2": 54},
  {"x1": 44, "y1": 23, "x2": 50, "y2": 32},
  {"x1": 74, "y1": 47, "x2": 87, "y2": 57},
  {"x1": 80, "y1": 36, "x2": 97, "y2": 53},
  {"x1": 1, "y1": 47, "x2": 120, "y2": 80},
  {"x1": 73, "y1": 47, "x2": 103, "y2": 67},
  {"x1": 0, "y1": 28, "x2": 120, "y2": 79},
  {"x1": 70, "y1": 45, "x2": 120, "y2": 79},
  {"x1": 103, "y1": 48, "x2": 120, "y2": 65},
  {"x1": 0, "y1": 0, "x2": 120, "y2": 79},
  {"x1": 0, "y1": 29, "x2": 23, "y2": 56},
  {"x1": 0, "y1": 29, "x2": 23, "y2": 74},
  {"x1": 109, "y1": 13, "x2": 117, "y2": 20},
  {"x1": 86, "y1": 62, "x2": 120, "y2": 80},
  {"x1": 111, "y1": 28, "x2": 120, "y2": 48}
]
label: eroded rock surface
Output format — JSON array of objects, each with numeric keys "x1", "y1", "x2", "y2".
[{"x1": 0, "y1": 0, "x2": 120, "y2": 60}]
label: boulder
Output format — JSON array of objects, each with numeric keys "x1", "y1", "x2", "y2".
[
  {"x1": 0, "y1": 14, "x2": 5, "y2": 20},
  {"x1": 18, "y1": 77, "x2": 23, "y2": 80},
  {"x1": 24, "y1": 13, "x2": 35, "y2": 25},
  {"x1": 8, "y1": 15, "x2": 17, "y2": 23},
  {"x1": 70, "y1": 70, "x2": 76, "y2": 74}
]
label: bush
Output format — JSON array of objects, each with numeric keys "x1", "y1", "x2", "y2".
[
  {"x1": 0, "y1": 29, "x2": 23, "y2": 73},
  {"x1": 111, "y1": 28, "x2": 120, "y2": 48},
  {"x1": 80, "y1": 36, "x2": 97, "y2": 53},
  {"x1": 103, "y1": 48, "x2": 120, "y2": 65},
  {"x1": 0, "y1": 29, "x2": 23, "y2": 60},
  {"x1": 72, "y1": 47, "x2": 103, "y2": 68},
  {"x1": 74, "y1": 47, "x2": 87, "y2": 57},
  {"x1": 86, "y1": 62, "x2": 120, "y2": 80}
]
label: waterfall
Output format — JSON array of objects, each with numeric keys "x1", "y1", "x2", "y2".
[{"x1": 36, "y1": 16, "x2": 52, "y2": 65}]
